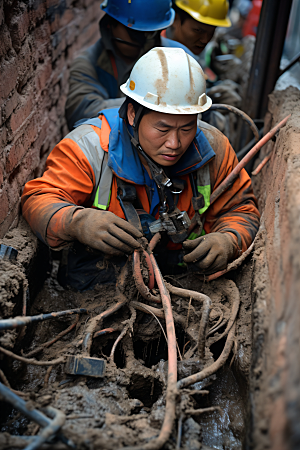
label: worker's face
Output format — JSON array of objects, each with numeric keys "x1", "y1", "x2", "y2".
[
  {"x1": 111, "y1": 22, "x2": 141, "y2": 60},
  {"x1": 127, "y1": 104, "x2": 197, "y2": 167},
  {"x1": 172, "y1": 14, "x2": 216, "y2": 55},
  {"x1": 111, "y1": 22, "x2": 156, "y2": 62}
]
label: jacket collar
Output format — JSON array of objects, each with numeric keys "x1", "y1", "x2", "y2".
[{"x1": 103, "y1": 109, "x2": 215, "y2": 184}]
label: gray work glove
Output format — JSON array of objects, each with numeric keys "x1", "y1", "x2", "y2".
[
  {"x1": 183, "y1": 232, "x2": 238, "y2": 274},
  {"x1": 208, "y1": 80, "x2": 242, "y2": 107},
  {"x1": 64, "y1": 207, "x2": 143, "y2": 257}
]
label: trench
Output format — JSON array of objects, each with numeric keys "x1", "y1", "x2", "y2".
[
  {"x1": 0, "y1": 248, "x2": 253, "y2": 450},
  {"x1": 0, "y1": 87, "x2": 298, "y2": 450}
]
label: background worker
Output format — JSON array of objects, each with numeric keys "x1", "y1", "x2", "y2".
[
  {"x1": 22, "y1": 48, "x2": 259, "y2": 291},
  {"x1": 65, "y1": 0, "x2": 178, "y2": 130},
  {"x1": 164, "y1": 0, "x2": 230, "y2": 57},
  {"x1": 164, "y1": 0, "x2": 242, "y2": 108}
]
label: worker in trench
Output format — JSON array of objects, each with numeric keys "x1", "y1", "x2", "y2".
[
  {"x1": 21, "y1": 47, "x2": 260, "y2": 292},
  {"x1": 65, "y1": 0, "x2": 191, "y2": 131}
]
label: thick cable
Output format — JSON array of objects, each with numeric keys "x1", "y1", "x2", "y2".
[
  {"x1": 209, "y1": 114, "x2": 290, "y2": 206},
  {"x1": 165, "y1": 283, "x2": 211, "y2": 359},
  {"x1": 133, "y1": 250, "x2": 161, "y2": 303},
  {"x1": 209, "y1": 103, "x2": 260, "y2": 142}
]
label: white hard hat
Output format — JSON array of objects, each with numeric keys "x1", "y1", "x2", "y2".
[{"x1": 120, "y1": 47, "x2": 212, "y2": 115}]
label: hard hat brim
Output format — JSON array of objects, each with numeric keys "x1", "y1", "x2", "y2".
[
  {"x1": 176, "y1": 1, "x2": 232, "y2": 28},
  {"x1": 120, "y1": 82, "x2": 212, "y2": 115}
]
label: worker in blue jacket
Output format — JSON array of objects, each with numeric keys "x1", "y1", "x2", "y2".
[{"x1": 65, "y1": 0, "x2": 192, "y2": 130}]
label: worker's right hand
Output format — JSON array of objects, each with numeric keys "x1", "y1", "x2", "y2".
[{"x1": 66, "y1": 208, "x2": 143, "y2": 257}]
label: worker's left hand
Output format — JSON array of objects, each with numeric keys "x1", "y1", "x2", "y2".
[{"x1": 183, "y1": 232, "x2": 238, "y2": 274}]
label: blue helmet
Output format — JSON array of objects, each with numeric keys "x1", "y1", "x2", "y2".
[{"x1": 100, "y1": 0, "x2": 175, "y2": 31}]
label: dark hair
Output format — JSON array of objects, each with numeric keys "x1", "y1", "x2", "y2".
[
  {"x1": 128, "y1": 98, "x2": 152, "y2": 117},
  {"x1": 119, "y1": 97, "x2": 152, "y2": 123},
  {"x1": 172, "y1": 1, "x2": 192, "y2": 24}
]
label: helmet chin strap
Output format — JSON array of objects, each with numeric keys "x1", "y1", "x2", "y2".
[{"x1": 126, "y1": 105, "x2": 183, "y2": 212}]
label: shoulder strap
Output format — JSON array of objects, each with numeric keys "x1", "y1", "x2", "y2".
[
  {"x1": 196, "y1": 164, "x2": 211, "y2": 215},
  {"x1": 92, "y1": 152, "x2": 113, "y2": 210}
]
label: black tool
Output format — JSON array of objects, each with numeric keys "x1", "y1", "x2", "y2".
[{"x1": 0, "y1": 244, "x2": 18, "y2": 261}]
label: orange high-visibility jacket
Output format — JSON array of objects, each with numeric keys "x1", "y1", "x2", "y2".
[{"x1": 22, "y1": 109, "x2": 260, "y2": 252}]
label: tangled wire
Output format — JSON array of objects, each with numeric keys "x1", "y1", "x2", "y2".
[{"x1": 0, "y1": 232, "x2": 241, "y2": 450}]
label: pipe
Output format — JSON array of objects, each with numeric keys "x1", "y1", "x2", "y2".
[
  {"x1": 83, "y1": 295, "x2": 127, "y2": 354},
  {"x1": 25, "y1": 406, "x2": 65, "y2": 450},
  {"x1": 177, "y1": 323, "x2": 236, "y2": 389},
  {"x1": 243, "y1": 0, "x2": 292, "y2": 120},
  {"x1": 0, "y1": 383, "x2": 74, "y2": 449},
  {"x1": 93, "y1": 327, "x2": 116, "y2": 338},
  {"x1": 209, "y1": 104, "x2": 259, "y2": 142},
  {"x1": 147, "y1": 253, "x2": 178, "y2": 450},
  {"x1": 24, "y1": 316, "x2": 79, "y2": 358},
  {"x1": 0, "y1": 346, "x2": 65, "y2": 366},
  {"x1": 164, "y1": 283, "x2": 211, "y2": 359},
  {"x1": 260, "y1": 0, "x2": 294, "y2": 116},
  {"x1": 143, "y1": 249, "x2": 155, "y2": 290},
  {"x1": 132, "y1": 250, "x2": 161, "y2": 303},
  {"x1": 252, "y1": 153, "x2": 272, "y2": 175},
  {"x1": 0, "y1": 308, "x2": 88, "y2": 332},
  {"x1": 148, "y1": 233, "x2": 161, "y2": 252},
  {"x1": 209, "y1": 114, "x2": 290, "y2": 206}
]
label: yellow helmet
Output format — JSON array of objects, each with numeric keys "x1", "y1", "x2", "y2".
[{"x1": 175, "y1": 0, "x2": 232, "y2": 27}]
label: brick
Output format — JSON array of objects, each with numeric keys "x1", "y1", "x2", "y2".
[
  {"x1": 51, "y1": 54, "x2": 66, "y2": 85},
  {"x1": 6, "y1": 177, "x2": 20, "y2": 209},
  {"x1": 32, "y1": 119, "x2": 49, "y2": 156},
  {"x1": 28, "y1": 1, "x2": 47, "y2": 23},
  {"x1": 35, "y1": 58, "x2": 52, "y2": 92},
  {"x1": 20, "y1": 146, "x2": 40, "y2": 185},
  {"x1": 57, "y1": 7, "x2": 75, "y2": 30},
  {"x1": 2, "y1": 90, "x2": 19, "y2": 121},
  {"x1": 0, "y1": 189, "x2": 9, "y2": 223},
  {"x1": 80, "y1": 23, "x2": 99, "y2": 48},
  {"x1": 0, "y1": 24, "x2": 13, "y2": 59},
  {"x1": 5, "y1": 140, "x2": 26, "y2": 175},
  {"x1": 8, "y1": 94, "x2": 35, "y2": 135},
  {"x1": 16, "y1": 38, "x2": 35, "y2": 90},
  {"x1": 9, "y1": 8, "x2": 30, "y2": 52},
  {"x1": 6, "y1": 112, "x2": 40, "y2": 164},
  {"x1": 0, "y1": 56, "x2": 18, "y2": 100},
  {"x1": 0, "y1": 126, "x2": 7, "y2": 148},
  {"x1": 32, "y1": 22, "x2": 51, "y2": 63},
  {"x1": 0, "y1": 200, "x2": 20, "y2": 239},
  {"x1": 0, "y1": 166, "x2": 3, "y2": 188},
  {"x1": 46, "y1": 1, "x2": 70, "y2": 33},
  {"x1": 80, "y1": 3, "x2": 101, "y2": 29},
  {"x1": 49, "y1": 83, "x2": 60, "y2": 105},
  {"x1": 51, "y1": 28, "x2": 67, "y2": 60}
]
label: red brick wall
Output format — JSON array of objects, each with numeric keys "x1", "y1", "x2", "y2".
[{"x1": 0, "y1": 0, "x2": 102, "y2": 237}]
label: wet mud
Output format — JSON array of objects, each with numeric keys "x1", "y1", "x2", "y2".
[{"x1": 0, "y1": 248, "x2": 254, "y2": 449}]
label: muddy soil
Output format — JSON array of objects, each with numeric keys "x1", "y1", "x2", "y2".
[{"x1": 0, "y1": 248, "x2": 254, "y2": 450}]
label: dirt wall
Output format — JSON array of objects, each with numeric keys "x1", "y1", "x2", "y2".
[
  {"x1": 250, "y1": 86, "x2": 300, "y2": 450},
  {"x1": 0, "y1": 0, "x2": 102, "y2": 238}
]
